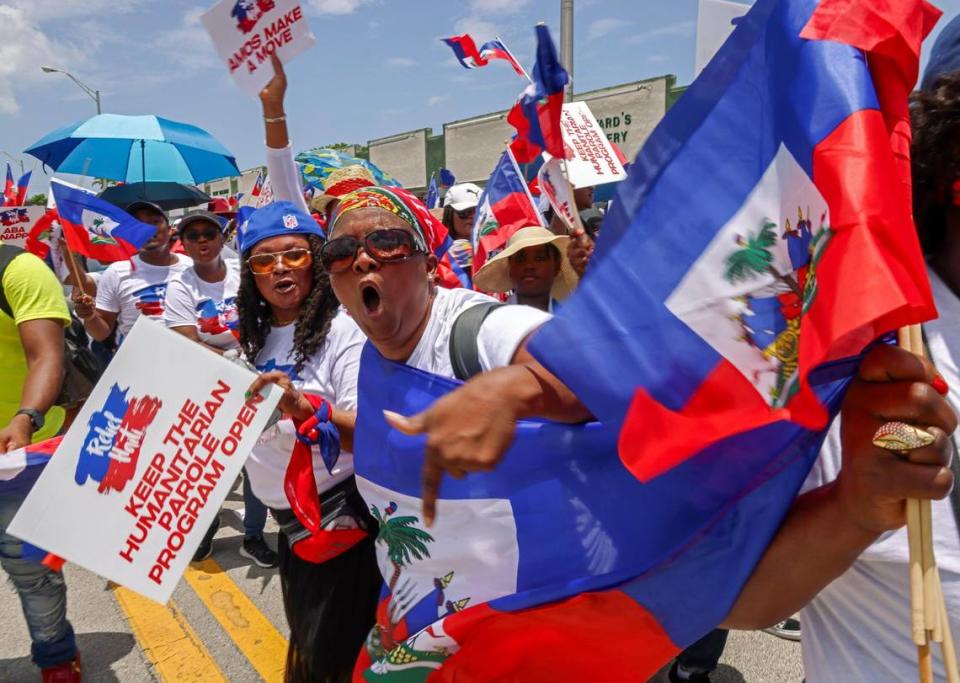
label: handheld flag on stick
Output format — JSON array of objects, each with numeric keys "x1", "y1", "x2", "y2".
[
  {"x1": 15, "y1": 171, "x2": 31, "y2": 206},
  {"x1": 353, "y1": 0, "x2": 942, "y2": 679},
  {"x1": 3, "y1": 164, "x2": 15, "y2": 207},
  {"x1": 425, "y1": 174, "x2": 440, "y2": 209},
  {"x1": 51, "y1": 180, "x2": 158, "y2": 262},
  {"x1": 251, "y1": 170, "x2": 264, "y2": 197},
  {"x1": 442, "y1": 34, "x2": 528, "y2": 78},
  {"x1": 507, "y1": 24, "x2": 569, "y2": 163},
  {"x1": 470, "y1": 149, "x2": 545, "y2": 275},
  {"x1": 438, "y1": 168, "x2": 456, "y2": 188}
]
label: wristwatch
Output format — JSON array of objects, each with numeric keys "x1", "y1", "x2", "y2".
[{"x1": 15, "y1": 408, "x2": 45, "y2": 432}]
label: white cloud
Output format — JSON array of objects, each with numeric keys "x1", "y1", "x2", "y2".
[
  {"x1": 0, "y1": 5, "x2": 85, "y2": 114},
  {"x1": 7, "y1": 0, "x2": 146, "y2": 22},
  {"x1": 469, "y1": 0, "x2": 532, "y2": 14},
  {"x1": 387, "y1": 57, "x2": 417, "y2": 68},
  {"x1": 428, "y1": 94, "x2": 448, "y2": 106},
  {"x1": 308, "y1": 0, "x2": 370, "y2": 15},
  {"x1": 626, "y1": 20, "x2": 695, "y2": 45},
  {"x1": 152, "y1": 7, "x2": 220, "y2": 71},
  {"x1": 587, "y1": 18, "x2": 629, "y2": 42},
  {"x1": 453, "y1": 17, "x2": 499, "y2": 42}
]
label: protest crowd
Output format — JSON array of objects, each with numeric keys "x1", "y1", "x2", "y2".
[{"x1": 2, "y1": 1, "x2": 960, "y2": 682}]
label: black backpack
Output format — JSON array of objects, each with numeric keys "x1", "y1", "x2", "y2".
[
  {"x1": 0, "y1": 244, "x2": 107, "y2": 407},
  {"x1": 449, "y1": 302, "x2": 505, "y2": 381}
]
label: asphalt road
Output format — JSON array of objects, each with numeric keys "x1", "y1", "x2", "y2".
[{"x1": 0, "y1": 480, "x2": 804, "y2": 682}]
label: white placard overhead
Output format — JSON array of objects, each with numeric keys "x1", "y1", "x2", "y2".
[
  {"x1": 0, "y1": 206, "x2": 45, "y2": 250},
  {"x1": 202, "y1": 0, "x2": 317, "y2": 97},
  {"x1": 548, "y1": 101, "x2": 627, "y2": 189},
  {"x1": 9, "y1": 318, "x2": 282, "y2": 603}
]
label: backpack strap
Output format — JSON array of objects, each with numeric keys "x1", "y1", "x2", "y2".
[
  {"x1": 449, "y1": 302, "x2": 505, "y2": 381},
  {"x1": 0, "y1": 244, "x2": 26, "y2": 320}
]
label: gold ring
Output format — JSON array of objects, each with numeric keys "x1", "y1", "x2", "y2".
[{"x1": 871, "y1": 422, "x2": 936, "y2": 451}]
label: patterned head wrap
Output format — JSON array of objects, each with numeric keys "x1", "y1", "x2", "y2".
[{"x1": 331, "y1": 186, "x2": 465, "y2": 289}]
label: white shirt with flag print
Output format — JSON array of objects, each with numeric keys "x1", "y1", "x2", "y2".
[
  {"x1": 245, "y1": 310, "x2": 364, "y2": 510},
  {"x1": 163, "y1": 260, "x2": 242, "y2": 352},
  {"x1": 95, "y1": 254, "x2": 192, "y2": 342}
]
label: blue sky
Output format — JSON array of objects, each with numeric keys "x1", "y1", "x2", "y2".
[{"x1": 0, "y1": 0, "x2": 958, "y2": 189}]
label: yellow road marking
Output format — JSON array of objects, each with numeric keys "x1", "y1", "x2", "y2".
[
  {"x1": 113, "y1": 586, "x2": 227, "y2": 682},
  {"x1": 184, "y1": 559, "x2": 288, "y2": 683}
]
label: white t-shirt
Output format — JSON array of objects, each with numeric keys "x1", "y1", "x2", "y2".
[
  {"x1": 245, "y1": 310, "x2": 364, "y2": 510},
  {"x1": 95, "y1": 254, "x2": 193, "y2": 341},
  {"x1": 405, "y1": 287, "x2": 553, "y2": 378},
  {"x1": 800, "y1": 268, "x2": 960, "y2": 683},
  {"x1": 265, "y1": 144, "x2": 310, "y2": 215},
  {"x1": 163, "y1": 260, "x2": 241, "y2": 352}
]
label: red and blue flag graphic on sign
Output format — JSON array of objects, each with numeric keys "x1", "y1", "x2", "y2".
[
  {"x1": 470, "y1": 150, "x2": 545, "y2": 275},
  {"x1": 75, "y1": 383, "x2": 162, "y2": 495},
  {"x1": 507, "y1": 25, "x2": 569, "y2": 163},
  {"x1": 351, "y1": 0, "x2": 940, "y2": 679},
  {"x1": 51, "y1": 180, "x2": 158, "y2": 262}
]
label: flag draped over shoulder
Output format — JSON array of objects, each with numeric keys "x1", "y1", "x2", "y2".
[
  {"x1": 530, "y1": 0, "x2": 939, "y2": 481},
  {"x1": 1, "y1": 436, "x2": 63, "y2": 565},
  {"x1": 351, "y1": 0, "x2": 940, "y2": 680},
  {"x1": 51, "y1": 180, "x2": 158, "y2": 262}
]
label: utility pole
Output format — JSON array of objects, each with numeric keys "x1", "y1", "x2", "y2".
[{"x1": 560, "y1": 0, "x2": 574, "y2": 102}]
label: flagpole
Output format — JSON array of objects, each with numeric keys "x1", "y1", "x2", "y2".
[
  {"x1": 496, "y1": 35, "x2": 533, "y2": 84},
  {"x1": 61, "y1": 238, "x2": 88, "y2": 298},
  {"x1": 898, "y1": 325, "x2": 959, "y2": 683}
]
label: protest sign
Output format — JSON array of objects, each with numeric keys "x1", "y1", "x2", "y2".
[
  {"x1": 550, "y1": 101, "x2": 627, "y2": 189},
  {"x1": 202, "y1": 0, "x2": 316, "y2": 97},
  {"x1": 0, "y1": 206, "x2": 44, "y2": 249},
  {"x1": 537, "y1": 157, "x2": 578, "y2": 231},
  {"x1": 9, "y1": 318, "x2": 282, "y2": 603}
]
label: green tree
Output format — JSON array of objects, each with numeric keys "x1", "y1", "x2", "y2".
[
  {"x1": 25, "y1": 193, "x2": 47, "y2": 206},
  {"x1": 725, "y1": 219, "x2": 801, "y2": 297}
]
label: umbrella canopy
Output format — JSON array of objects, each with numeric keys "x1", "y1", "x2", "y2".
[
  {"x1": 24, "y1": 114, "x2": 239, "y2": 184},
  {"x1": 98, "y1": 182, "x2": 212, "y2": 211},
  {"x1": 295, "y1": 148, "x2": 401, "y2": 189}
]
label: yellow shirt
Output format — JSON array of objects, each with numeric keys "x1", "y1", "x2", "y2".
[{"x1": 0, "y1": 252, "x2": 70, "y2": 441}]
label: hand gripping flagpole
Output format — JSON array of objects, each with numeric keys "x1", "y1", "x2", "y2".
[{"x1": 896, "y1": 325, "x2": 959, "y2": 683}]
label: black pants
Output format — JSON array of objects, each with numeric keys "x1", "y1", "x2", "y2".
[
  {"x1": 676, "y1": 628, "x2": 729, "y2": 674},
  {"x1": 273, "y1": 511, "x2": 382, "y2": 683}
]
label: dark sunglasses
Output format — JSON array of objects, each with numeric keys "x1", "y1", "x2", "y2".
[
  {"x1": 247, "y1": 248, "x2": 312, "y2": 275},
  {"x1": 182, "y1": 228, "x2": 221, "y2": 242},
  {"x1": 455, "y1": 207, "x2": 476, "y2": 220},
  {"x1": 320, "y1": 228, "x2": 424, "y2": 273}
]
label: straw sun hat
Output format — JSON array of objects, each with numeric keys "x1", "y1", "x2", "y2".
[
  {"x1": 310, "y1": 165, "x2": 376, "y2": 213},
  {"x1": 473, "y1": 226, "x2": 579, "y2": 300}
]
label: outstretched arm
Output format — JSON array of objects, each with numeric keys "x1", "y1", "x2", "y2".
[{"x1": 260, "y1": 53, "x2": 310, "y2": 214}]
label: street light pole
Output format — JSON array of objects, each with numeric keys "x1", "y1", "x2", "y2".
[
  {"x1": 40, "y1": 67, "x2": 102, "y2": 114},
  {"x1": 560, "y1": 0, "x2": 574, "y2": 102}
]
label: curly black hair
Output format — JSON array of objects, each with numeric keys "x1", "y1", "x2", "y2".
[
  {"x1": 911, "y1": 71, "x2": 960, "y2": 256},
  {"x1": 236, "y1": 234, "x2": 339, "y2": 375}
]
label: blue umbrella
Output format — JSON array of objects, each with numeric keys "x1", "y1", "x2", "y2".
[{"x1": 24, "y1": 114, "x2": 239, "y2": 184}]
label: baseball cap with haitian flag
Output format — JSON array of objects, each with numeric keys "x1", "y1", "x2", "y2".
[{"x1": 237, "y1": 200, "x2": 325, "y2": 254}]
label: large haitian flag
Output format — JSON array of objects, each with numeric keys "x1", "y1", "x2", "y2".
[{"x1": 351, "y1": 0, "x2": 940, "y2": 680}]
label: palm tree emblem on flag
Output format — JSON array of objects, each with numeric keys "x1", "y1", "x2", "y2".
[
  {"x1": 84, "y1": 213, "x2": 120, "y2": 247},
  {"x1": 724, "y1": 207, "x2": 831, "y2": 405},
  {"x1": 665, "y1": 144, "x2": 833, "y2": 408}
]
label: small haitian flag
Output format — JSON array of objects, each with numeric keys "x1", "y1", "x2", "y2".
[{"x1": 51, "y1": 179, "x2": 158, "y2": 262}]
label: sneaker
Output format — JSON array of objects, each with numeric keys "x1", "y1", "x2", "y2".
[
  {"x1": 763, "y1": 616, "x2": 802, "y2": 641},
  {"x1": 192, "y1": 515, "x2": 220, "y2": 562},
  {"x1": 667, "y1": 660, "x2": 713, "y2": 683},
  {"x1": 41, "y1": 654, "x2": 81, "y2": 683},
  {"x1": 240, "y1": 533, "x2": 279, "y2": 568}
]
